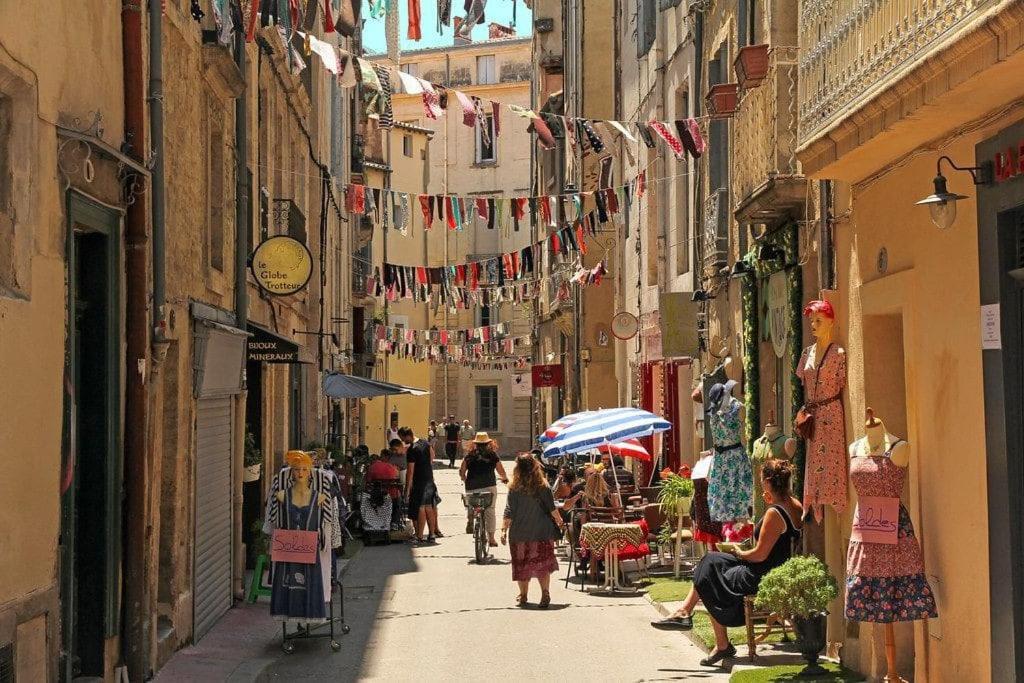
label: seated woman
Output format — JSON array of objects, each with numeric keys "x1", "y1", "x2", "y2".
[
  {"x1": 650, "y1": 459, "x2": 802, "y2": 667},
  {"x1": 563, "y1": 468, "x2": 620, "y2": 580}
]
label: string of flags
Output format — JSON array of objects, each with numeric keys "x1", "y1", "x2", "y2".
[
  {"x1": 344, "y1": 170, "x2": 645, "y2": 236},
  {"x1": 375, "y1": 333, "x2": 533, "y2": 364},
  {"x1": 286, "y1": 28, "x2": 709, "y2": 162},
  {"x1": 374, "y1": 321, "x2": 521, "y2": 344}
]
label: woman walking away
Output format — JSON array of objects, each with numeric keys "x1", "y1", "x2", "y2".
[
  {"x1": 460, "y1": 432, "x2": 508, "y2": 546},
  {"x1": 502, "y1": 454, "x2": 565, "y2": 608}
]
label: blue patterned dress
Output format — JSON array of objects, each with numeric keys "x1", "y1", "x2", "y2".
[
  {"x1": 270, "y1": 488, "x2": 328, "y2": 622},
  {"x1": 707, "y1": 398, "x2": 753, "y2": 522}
]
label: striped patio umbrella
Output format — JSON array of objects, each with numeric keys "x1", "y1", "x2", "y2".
[
  {"x1": 538, "y1": 410, "x2": 595, "y2": 443},
  {"x1": 597, "y1": 438, "x2": 652, "y2": 463},
  {"x1": 541, "y1": 407, "x2": 671, "y2": 457}
]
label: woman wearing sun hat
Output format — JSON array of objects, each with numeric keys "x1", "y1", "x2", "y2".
[{"x1": 460, "y1": 432, "x2": 508, "y2": 546}]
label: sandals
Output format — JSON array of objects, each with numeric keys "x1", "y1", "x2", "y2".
[
  {"x1": 516, "y1": 593, "x2": 528, "y2": 607},
  {"x1": 538, "y1": 592, "x2": 551, "y2": 609}
]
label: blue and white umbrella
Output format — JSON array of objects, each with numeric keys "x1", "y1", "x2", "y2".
[{"x1": 541, "y1": 407, "x2": 671, "y2": 457}]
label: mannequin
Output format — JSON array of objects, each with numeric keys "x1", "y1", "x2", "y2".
[
  {"x1": 270, "y1": 450, "x2": 332, "y2": 623},
  {"x1": 796, "y1": 299, "x2": 848, "y2": 522},
  {"x1": 706, "y1": 379, "x2": 753, "y2": 542},
  {"x1": 690, "y1": 384, "x2": 723, "y2": 547},
  {"x1": 846, "y1": 409, "x2": 937, "y2": 682},
  {"x1": 750, "y1": 412, "x2": 790, "y2": 519}
]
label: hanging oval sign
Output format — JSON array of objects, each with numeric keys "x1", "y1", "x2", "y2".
[
  {"x1": 251, "y1": 235, "x2": 313, "y2": 296},
  {"x1": 611, "y1": 311, "x2": 639, "y2": 340}
]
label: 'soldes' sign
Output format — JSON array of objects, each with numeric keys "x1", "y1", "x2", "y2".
[
  {"x1": 251, "y1": 235, "x2": 313, "y2": 296},
  {"x1": 994, "y1": 139, "x2": 1024, "y2": 183}
]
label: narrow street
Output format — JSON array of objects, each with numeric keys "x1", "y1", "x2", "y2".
[{"x1": 257, "y1": 465, "x2": 727, "y2": 682}]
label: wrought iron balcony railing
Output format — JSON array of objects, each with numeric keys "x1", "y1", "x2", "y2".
[{"x1": 798, "y1": 0, "x2": 994, "y2": 145}]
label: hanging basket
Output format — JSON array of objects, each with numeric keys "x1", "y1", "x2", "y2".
[
  {"x1": 243, "y1": 463, "x2": 263, "y2": 483},
  {"x1": 734, "y1": 44, "x2": 770, "y2": 89},
  {"x1": 706, "y1": 83, "x2": 740, "y2": 119}
]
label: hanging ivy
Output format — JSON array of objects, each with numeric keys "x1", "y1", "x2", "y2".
[{"x1": 740, "y1": 272, "x2": 759, "y2": 456}]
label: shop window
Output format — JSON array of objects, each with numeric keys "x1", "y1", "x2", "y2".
[
  {"x1": 476, "y1": 386, "x2": 499, "y2": 430},
  {"x1": 475, "y1": 114, "x2": 497, "y2": 164},
  {"x1": 207, "y1": 99, "x2": 225, "y2": 273},
  {"x1": 476, "y1": 55, "x2": 496, "y2": 85}
]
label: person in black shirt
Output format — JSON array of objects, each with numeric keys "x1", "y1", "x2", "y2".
[
  {"x1": 460, "y1": 432, "x2": 508, "y2": 546},
  {"x1": 443, "y1": 416, "x2": 462, "y2": 468},
  {"x1": 401, "y1": 427, "x2": 441, "y2": 543}
]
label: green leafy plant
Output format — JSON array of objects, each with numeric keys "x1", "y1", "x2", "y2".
[
  {"x1": 244, "y1": 432, "x2": 262, "y2": 467},
  {"x1": 249, "y1": 519, "x2": 270, "y2": 557},
  {"x1": 656, "y1": 474, "x2": 695, "y2": 510},
  {"x1": 755, "y1": 555, "x2": 838, "y2": 617}
]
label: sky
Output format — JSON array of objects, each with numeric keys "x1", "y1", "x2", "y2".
[{"x1": 362, "y1": 1, "x2": 533, "y2": 55}]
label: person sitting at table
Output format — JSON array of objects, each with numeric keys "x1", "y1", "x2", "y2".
[
  {"x1": 552, "y1": 465, "x2": 577, "y2": 500},
  {"x1": 601, "y1": 454, "x2": 636, "y2": 490},
  {"x1": 649, "y1": 459, "x2": 803, "y2": 667}
]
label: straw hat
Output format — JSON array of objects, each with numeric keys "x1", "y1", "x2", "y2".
[{"x1": 472, "y1": 432, "x2": 493, "y2": 444}]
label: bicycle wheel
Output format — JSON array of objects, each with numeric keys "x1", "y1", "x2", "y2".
[{"x1": 474, "y1": 515, "x2": 487, "y2": 563}]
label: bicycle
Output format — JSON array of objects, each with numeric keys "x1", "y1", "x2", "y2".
[{"x1": 461, "y1": 490, "x2": 495, "y2": 563}]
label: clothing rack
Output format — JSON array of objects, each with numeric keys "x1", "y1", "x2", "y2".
[{"x1": 280, "y1": 572, "x2": 350, "y2": 653}]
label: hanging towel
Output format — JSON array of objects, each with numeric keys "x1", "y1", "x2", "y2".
[
  {"x1": 529, "y1": 117, "x2": 556, "y2": 150},
  {"x1": 648, "y1": 120, "x2": 684, "y2": 160},
  {"x1": 680, "y1": 118, "x2": 706, "y2": 158},
  {"x1": 454, "y1": 90, "x2": 476, "y2": 128},
  {"x1": 408, "y1": 0, "x2": 422, "y2": 40},
  {"x1": 476, "y1": 197, "x2": 489, "y2": 221},
  {"x1": 419, "y1": 194, "x2": 432, "y2": 229},
  {"x1": 492, "y1": 101, "x2": 501, "y2": 137},
  {"x1": 374, "y1": 65, "x2": 394, "y2": 128},
  {"x1": 580, "y1": 119, "x2": 604, "y2": 153},
  {"x1": 636, "y1": 122, "x2": 657, "y2": 148}
]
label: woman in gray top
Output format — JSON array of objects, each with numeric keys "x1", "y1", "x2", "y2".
[{"x1": 502, "y1": 454, "x2": 565, "y2": 608}]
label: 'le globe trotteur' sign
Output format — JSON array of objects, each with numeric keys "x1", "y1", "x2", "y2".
[{"x1": 251, "y1": 235, "x2": 313, "y2": 296}]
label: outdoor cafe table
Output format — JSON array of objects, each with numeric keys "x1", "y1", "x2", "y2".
[{"x1": 580, "y1": 521, "x2": 645, "y2": 593}]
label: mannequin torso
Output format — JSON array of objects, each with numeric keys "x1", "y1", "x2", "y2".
[{"x1": 848, "y1": 421, "x2": 909, "y2": 468}]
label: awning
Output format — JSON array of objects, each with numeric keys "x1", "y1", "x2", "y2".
[{"x1": 322, "y1": 372, "x2": 430, "y2": 399}]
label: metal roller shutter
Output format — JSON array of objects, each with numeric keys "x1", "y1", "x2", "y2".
[{"x1": 193, "y1": 397, "x2": 233, "y2": 641}]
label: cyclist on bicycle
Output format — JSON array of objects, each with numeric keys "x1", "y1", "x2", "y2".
[{"x1": 460, "y1": 432, "x2": 508, "y2": 547}]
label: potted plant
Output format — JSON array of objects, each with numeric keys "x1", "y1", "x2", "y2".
[
  {"x1": 706, "y1": 83, "x2": 740, "y2": 118},
  {"x1": 734, "y1": 44, "x2": 770, "y2": 88},
  {"x1": 755, "y1": 555, "x2": 839, "y2": 677},
  {"x1": 243, "y1": 432, "x2": 263, "y2": 482},
  {"x1": 657, "y1": 473, "x2": 695, "y2": 578}
]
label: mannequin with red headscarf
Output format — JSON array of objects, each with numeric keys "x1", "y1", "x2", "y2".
[{"x1": 796, "y1": 300, "x2": 848, "y2": 522}]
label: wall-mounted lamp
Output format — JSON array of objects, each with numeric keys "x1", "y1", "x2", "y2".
[
  {"x1": 729, "y1": 260, "x2": 753, "y2": 278},
  {"x1": 757, "y1": 244, "x2": 785, "y2": 262},
  {"x1": 691, "y1": 289, "x2": 716, "y2": 302},
  {"x1": 916, "y1": 156, "x2": 992, "y2": 229}
]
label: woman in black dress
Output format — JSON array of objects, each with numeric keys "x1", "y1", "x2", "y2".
[{"x1": 651, "y1": 459, "x2": 803, "y2": 666}]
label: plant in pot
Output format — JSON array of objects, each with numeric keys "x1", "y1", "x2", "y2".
[
  {"x1": 657, "y1": 473, "x2": 695, "y2": 578},
  {"x1": 243, "y1": 432, "x2": 263, "y2": 482},
  {"x1": 755, "y1": 555, "x2": 839, "y2": 677}
]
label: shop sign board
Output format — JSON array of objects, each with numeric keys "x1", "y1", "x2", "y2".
[
  {"x1": 994, "y1": 139, "x2": 1024, "y2": 183},
  {"x1": 659, "y1": 292, "x2": 699, "y2": 358},
  {"x1": 251, "y1": 235, "x2": 313, "y2": 296},
  {"x1": 247, "y1": 324, "x2": 300, "y2": 363},
  {"x1": 532, "y1": 364, "x2": 564, "y2": 388}
]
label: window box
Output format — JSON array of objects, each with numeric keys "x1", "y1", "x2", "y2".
[
  {"x1": 706, "y1": 83, "x2": 739, "y2": 119},
  {"x1": 734, "y1": 44, "x2": 769, "y2": 89}
]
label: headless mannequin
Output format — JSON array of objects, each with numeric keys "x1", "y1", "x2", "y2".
[{"x1": 849, "y1": 408, "x2": 909, "y2": 683}]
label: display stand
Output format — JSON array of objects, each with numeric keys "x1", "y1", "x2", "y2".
[
  {"x1": 883, "y1": 623, "x2": 906, "y2": 682},
  {"x1": 281, "y1": 575, "x2": 350, "y2": 653}
]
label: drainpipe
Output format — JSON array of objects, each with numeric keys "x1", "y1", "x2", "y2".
[
  {"x1": 121, "y1": 0, "x2": 151, "y2": 678},
  {"x1": 150, "y1": 0, "x2": 166, "y2": 336},
  {"x1": 234, "y1": 35, "x2": 248, "y2": 329}
]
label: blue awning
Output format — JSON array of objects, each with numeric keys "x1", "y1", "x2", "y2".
[{"x1": 322, "y1": 372, "x2": 429, "y2": 399}]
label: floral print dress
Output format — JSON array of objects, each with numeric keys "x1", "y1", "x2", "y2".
[
  {"x1": 797, "y1": 343, "x2": 848, "y2": 522},
  {"x1": 707, "y1": 398, "x2": 753, "y2": 522},
  {"x1": 845, "y1": 445, "x2": 938, "y2": 623}
]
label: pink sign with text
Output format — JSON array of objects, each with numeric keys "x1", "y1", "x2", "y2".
[
  {"x1": 851, "y1": 496, "x2": 899, "y2": 545},
  {"x1": 271, "y1": 529, "x2": 319, "y2": 564}
]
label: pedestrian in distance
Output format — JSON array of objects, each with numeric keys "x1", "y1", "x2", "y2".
[
  {"x1": 460, "y1": 432, "x2": 508, "y2": 546},
  {"x1": 401, "y1": 427, "x2": 442, "y2": 543},
  {"x1": 443, "y1": 415, "x2": 461, "y2": 468},
  {"x1": 502, "y1": 454, "x2": 565, "y2": 608}
]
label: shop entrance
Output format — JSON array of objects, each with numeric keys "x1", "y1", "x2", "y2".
[{"x1": 60, "y1": 193, "x2": 122, "y2": 680}]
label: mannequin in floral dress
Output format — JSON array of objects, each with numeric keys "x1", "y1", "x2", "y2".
[
  {"x1": 796, "y1": 300, "x2": 847, "y2": 522},
  {"x1": 846, "y1": 411, "x2": 937, "y2": 680},
  {"x1": 706, "y1": 380, "x2": 753, "y2": 531}
]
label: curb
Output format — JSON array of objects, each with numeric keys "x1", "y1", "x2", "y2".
[{"x1": 642, "y1": 591, "x2": 712, "y2": 654}]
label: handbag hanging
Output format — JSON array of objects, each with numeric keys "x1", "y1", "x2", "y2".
[{"x1": 794, "y1": 343, "x2": 832, "y2": 441}]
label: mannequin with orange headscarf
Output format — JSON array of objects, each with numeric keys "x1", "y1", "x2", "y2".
[{"x1": 275, "y1": 450, "x2": 329, "y2": 508}]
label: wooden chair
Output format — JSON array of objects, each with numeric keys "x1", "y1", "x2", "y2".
[{"x1": 742, "y1": 595, "x2": 792, "y2": 661}]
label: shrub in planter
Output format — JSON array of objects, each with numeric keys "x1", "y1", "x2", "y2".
[
  {"x1": 755, "y1": 555, "x2": 838, "y2": 676},
  {"x1": 657, "y1": 475, "x2": 695, "y2": 577}
]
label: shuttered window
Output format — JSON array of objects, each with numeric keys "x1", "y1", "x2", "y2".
[
  {"x1": 637, "y1": 0, "x2": 657, "y2": 57},
  {"x1": 476, "y1": 386, "x2": 499, "y2": 431}
]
